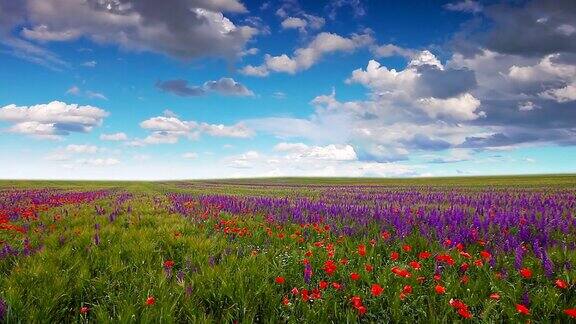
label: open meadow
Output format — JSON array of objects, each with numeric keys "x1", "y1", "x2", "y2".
[{"x1": 1, "y1": 175, "x2": 576, "y2": 323}]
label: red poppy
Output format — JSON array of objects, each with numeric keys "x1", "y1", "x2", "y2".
[
  {"x1": 480, "y1": 250, "x2": 491, "y2": 260},
  {"x1": 339, "y1": 258, "x2": 349, "y2": 265},
  {"x1": 489, "y1": 293, "x2": 500, "y2": 300},
  {"x1": 436, "y1": 254, "x2": 455, "y2": 266},
  {"x1": 365, "y1": 264, "x2": 373, "y2": 272},
  {"x1": 282, "y1": 296, "x2": 290, "y2": 306},
  {"x1": 516, "y1": 304, "x2": 530, "y2": 316},
  {"x1": 357, "y1": 244, "x2": 367, "y2": 257},
  {"x1": 146, "y1": 296, "x2": 156, "y2": 306},
  {"x1": 311, "y1": 288, "x2": 322, "y2": 300},
  {"x1": 381, "y1": 231, "x2": 391, "y2": 240},
  {"x1": 356, "y1": 305, "x2": 367, "y2": 315},
  {"x1": 305, "y1": 250, "x2": 313, "y2": 257},
  {"x1": 402, "y1": 285, "x2": 413, "y2": 294},
  {"x1": 80, "y1": 306, "x2": 90, "y2": 314},
  {"x1": 301, "y1": 289, "x2": 310, "y2": 302},
  {"x1": 391, "y1": 266, "x2": 411, "y2": 278},
  {"x1": 390, "y1": 251, "x2": 399, "y2": 261},
  {"x1": 163, "y1": 260, "x2": 175, "y2": 268},
  {"x1": 371, "y1": 283, "x2": 384, "y2": 296},
  {"x1": 564, "y1": 309, "x2": 576, "y2": 318},
  {"x1": 418, "y1": 251, "x2": 431, "y2": 259},
  {"x1": 350, "y1": 296, "x2": 363, "y2": 308},
  {"x1": 319, "y1": 280, "x2": 329, "y2": 289},
  {"x1": 460, "y1": 262, "x2": 470, "y2": 272},
  {"x1": 433, "y1": 273, "x2": 442, "y2": 281},
  {"x1": 458, "y1": 307, "x2": 473, "y2": 319},
  {"x1": 519, "y1": 268, "x2": 533, "y2": 279},
  {"x1": 555, "y1": 279, "x2": 568, "y2": 289},
  {"x1": 323, "y1": 259, "x2": 337, "y2": 276},
  {"x1": 459, "y1": 251, "x2": 471, "y2": 259},
  {"x1": 370, "y1": 239, "x2": 377, "y2": 247},
  {"x1": 291, "y1": 287, "x2": 299, "y2": 295},
  {"x1": 402, "y1": 244, "x2": 412, "y2": 252},
  {"x1": 474, "y1": 259, "x2": 483, "y2": 267},
  {"x1": 332, "y1": 282, "x2": 342, "y2": 290},
  {"x1": 449, "y1": 299, "x2": 467, "y2": 310},
  {"x1": 409, "y1": 261, "x2": 421, "y2": 270},
  {"x1": 435, "y1": 285, "x2": 446, "y2": 294},
  {"x1": 456, "y1": 243, "x2": 464, "y2": 251},
  {"x1": 350, "y1": 272, "x2": 361, "y2": 281},
  {"x1": 460, "y1": 275, "x2": 469, "y2": 284},
  {"x1": 275, "y1": 276, "x2": 285, "y2": 284}
]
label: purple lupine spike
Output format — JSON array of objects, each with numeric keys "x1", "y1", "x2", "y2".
[{"x1": 304, "y1": 263, "x2": 313, "y2": 284}]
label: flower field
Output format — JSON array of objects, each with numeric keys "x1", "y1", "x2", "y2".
[{"x1": 1, "y1": 176, "x2": 575, "y2": 323}]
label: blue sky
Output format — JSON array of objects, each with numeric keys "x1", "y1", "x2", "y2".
[{"x1": 1, "y1": 0, "x2": 575, "y2": 179}]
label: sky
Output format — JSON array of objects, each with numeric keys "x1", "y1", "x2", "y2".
[{"x1": 0, "y1": 0, "x2": 575, "y2": 180}]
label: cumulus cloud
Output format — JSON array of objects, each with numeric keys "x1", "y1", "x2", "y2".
[
  {"x1": 130, "y1": 115, "x2": 253, "y2": 146},
  {"x1": 100, "y1": 132, "x2": 128, "y2": 141},
  {"x1": 274, "y1": 143, "x2": 357, "y2": 161},
  {"x1": 0, "y1": 0, "x2": 257, "y2": 67},
  {"x1": 241, "y1": 31, "x2": 373, "y2": 76},
  {"x1": 281, "y1": 14, "x2": 325, "y2": 33},
  {"x1": 0, "y1": 101, "x2": 108, "y2": 139},
  {"x1": 65, "y1": 144, "x2": 99, "y2": 154},
  {"x1": 156, "y1": 78, "x2": 254, "y2": 97}
]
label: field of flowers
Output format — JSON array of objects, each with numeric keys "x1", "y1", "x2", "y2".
[{"x1": 0, "y1": 175, "x2": 575, "y2": 323}]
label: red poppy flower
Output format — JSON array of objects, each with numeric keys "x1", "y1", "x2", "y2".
[
  {"x1": 311, "y1": 288, "x2": 322, "y2": 299},
  {"x1": 555, "y1": 279, "x2": 568, "y2": 289},
  {"x1": 282, "y1": 296, "x2": 290, "y2": 306},
  {"x1": 390, "y1": 251, "x2": 399, "y2": 261},
  {"x1": 418, "y1": 251, "x2": 431, "y2": 259},
  {"x1": 402, "y1": 244, "x2": 412, "y2": 252},
  {"x1": 480, "y1": 250, "x2": 491, "y2": 260},
  {"x1": 291, "y1": 287, "x2": 299, "y2": 295},
  {"x1": 80, "y1": 306, "x2": 90, "y2": 314},
  {"x1": 350, "y1": 296, "x2": 363, "y2": 308},
  {"x1": 305, "y1": 250, "x2": 313, "y2": 257},
  {"x1": 409, "y1": 261, "x2": 421, "y2": 270},
  {"x1": 433, "y1": 273, "x2": 442, "y2": 281},
  {"x1": 473, "y1": 259, "x2": 483, "y2": 267},
  {"x1": 402, "y1": 285, "x2": 413, "y2": 294},
  {"x1": 391, "y1": 266, "x2": 411, "y2": 278},
  {"x1": 146, "y1": 296, "x2": 155, "y2": 306},
  {"x1": 356, "y1": 305, "x2": 367, "y2": 315},
  {"x1": 365, "y1": 264, "x2": 373, "y2": 272},
  {"x1": 357, "y1": 244, "x2": 367, "y2": 256},
  {"x1": 459, "y1": 251, "x2": 471, "y2": 259},
  {"x1": 350, "y1": 272, "x2": 361, "y2": 281},
  {"x1": 516, "y1": 304, "x2": 530, "y2": 315},
  {"x1": 323, "y1": 259, "x2": 337, "y2": 276},
  {"x1": 340, "y1": 258, "x2": 349, "y2": 265},
  {"x1": 519, "y1": 268, "x2": 533, "y2": 279},
  {"x1": 435, "y1": 285, "x2": 446, "y2": 294},
  {"x1": 489, "y1": 293, "x2": 500, "y2": 300},
  {"x1": 458, "y1": 307, "x2": 473, "y2": 319},
  {"x1": 163, "y1": 260, "x2": 175, "y2": 268},
  {"x1": 301, "y1": 289, "x2": 309, "y2": 302},
  {"x1": 371, "y1": 283, "x2": 384, "y2": 296},
  {"x1": 275, "y1": 276, "x2": 285, "y2": 284},
  {"x1": 460, "y1": 262, "x2": 470, "y2": 272},
  {"x1": 564, "y1": 308, "x2": 576, "y2": 318},
  {"x1": 381, "y1": 231, "x2": 391, "y2": 240},
  {"x1": 332, "y1": 282, "x2": 342, "y2": 290},
  {"x1": 319, "y1": 280, "x2": 328, "y2": 289},
  {"x1": 370, "y1": 239, "x2": 377, "y2": 247},
  {"x1": 436, "y1": 254, "x2": 455, "y2": 266},
  {"x1": 449, "y1": 299, "x2": 467, "y2": 310},
  {"x1": 460, "y1": 275, "x2": 469, "y2": 284}
]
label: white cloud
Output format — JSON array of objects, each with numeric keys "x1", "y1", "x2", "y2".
[
  {"x1": 81, "y1": 60, "x2": 97, "y2": 68},
  {"x1": 0, "y1": 101, "x2": 108, "y2": 139},
  {"x1": 100, "y1": 132, "x2": 128, "y2": 141},
  {"x1": 131, "y1": 115, "x2": 253, "y2": 146},
  {"x1": 280, "y1": 14, "x2": 325, "y2": 33},
  {"x1": 281, "y1": 17, "x2": 307, "y2": 30},
  {"x1": 518, "y1": 101, "x2": 539, "y2": 111},
  {"x1": 182, "y1": 152, "x2": 198, "y2": 159},
  {"x1": 417, "y1": 93, "x2": 483, "y2": 121},
  {"x1": 241, "y1": 32, "x2": 373, "y2": 76},
  {"x1": 443, "y1": 0, "x2": 482, "y2": 13},
  {"x1": 65, "y1": 144, "x2": 99, "y2": 154},
  {"x1": 75, "y1": 158, "x2": 120, "y2": 167},
  {"x1": 539, "y1": 82, "x2": 576, "y2": 103},
  {"x1": 274, "y1": 142, "x2": 357, "y2": 161}
]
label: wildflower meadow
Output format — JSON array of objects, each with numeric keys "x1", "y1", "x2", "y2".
[{"x1": 0, "y1": 175, "x2": 575, "y2": 322}]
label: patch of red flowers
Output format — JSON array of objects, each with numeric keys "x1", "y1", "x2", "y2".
[
  {"x1": 371, "y1": 283, "x2": 384, "y2": 296},
  {"x1": 516, "y1": 304, "x2": 530, "y2": 316},
  {"x1": 275, "y1": 276, "x2": 285, "y2": 284},
  {"x1": 564, "y1": 308, "x2": 576, "y2": 318},
  {"x1": 391, "y1": 266, "x2": 411, "y2": 278},
  {"x1": 350, "y1": 296, "x2": 366, "y2": 315},
  {"x1": 146, "y1": 296, "x2": 155, "y2": 306},
  {"x1": 519, "y1": 268, "x2": 533, "y2": 279},
  {"x1": 163, "y1": 260, "x2": 175, "y2": 268}
]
